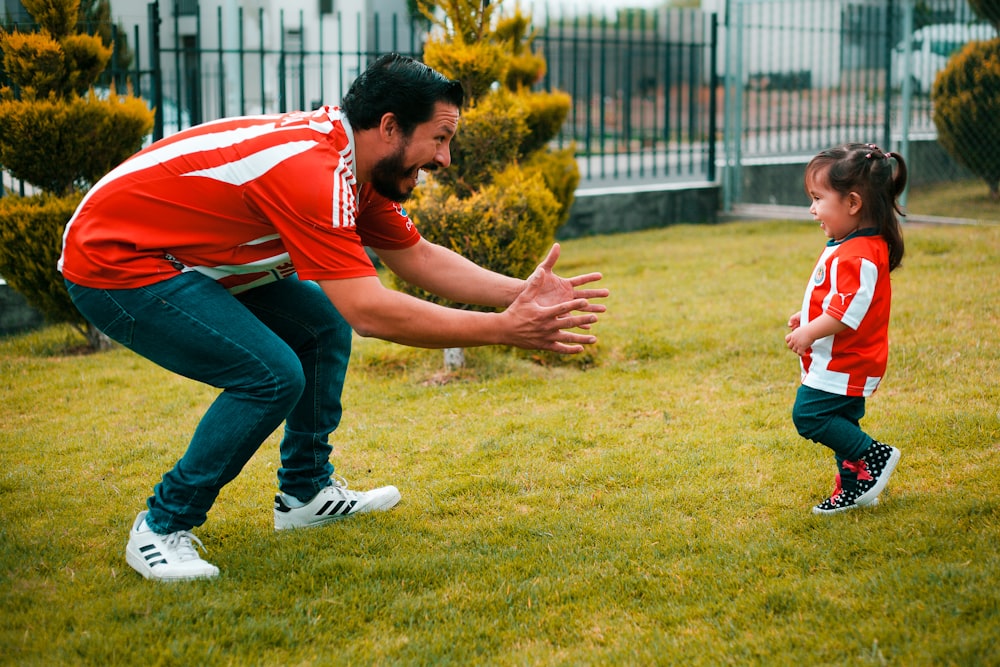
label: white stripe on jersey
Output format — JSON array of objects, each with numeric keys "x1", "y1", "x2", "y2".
[
  {"x1": 187, "y1": 251, "x2": 292, "y2": 279},
  {"x1": 332, "y1": 147, "x2": 357, "y2": 229},
  {"x1": 240, "y1": 233, "x2": 281, "y2": 246},
  {"x1": 840, "y1": 258, "x2": 877, "y2": 329},
  {"x1": 182, "y1": 140, "x2": 318, "y2": 185},
  {"x1": 59, "y1": 119, "x2": 309, "y2": 270}
]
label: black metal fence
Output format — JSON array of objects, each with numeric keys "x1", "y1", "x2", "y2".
[{"x1": 1, "y1": 0, "x2": 994, "y2": 200}]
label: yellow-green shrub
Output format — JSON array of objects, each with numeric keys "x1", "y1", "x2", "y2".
[
  {"x1": 523, "y1": 145, "x2": 580, "y2": 227},
  {"x1": 0, "y1": 0, "x2": 153, "y2": 349},
  {"x1": 515, "y1": 89, "x2": 571, "y2": 156},
  {"x1": 403, "y1": 0, "x2": 581, "y2": 366},
  {"x1": 0, "y1": 193, "x2": 83, "y2": 325},
  {"x1": 398, "y1": 170, "x2": 561, "y2": 305},
  {"x1": 436, "y1": 89, "x2": 527, "y2": 196},
  {"x1": 423, "y1": 39, "x2": 506, "y2": 103},
  {"x1": 932, "y1": 38, "x2": 1000, "y2": 199},
  {"x1": 0, "y1": 90, "x2": 151, "y2": 194}
]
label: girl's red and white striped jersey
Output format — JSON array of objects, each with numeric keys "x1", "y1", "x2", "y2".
[
  {"x1": 59, "y1": 107, "x2": 421, "y2": 294},
  {"x1": 798, "y1": 230, "x2": 892, "y2": 397}
]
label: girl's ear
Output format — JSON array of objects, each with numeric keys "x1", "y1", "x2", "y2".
[{"x1": 847, "y1": 191, "x2": 863, "y2": 215}]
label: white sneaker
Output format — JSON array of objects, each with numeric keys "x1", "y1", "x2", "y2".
[
  {"x1": 125, "y1": 511, "x2": 220, "y2": 581},
  {"x1": 274, "y1": 477, "x2": 401, "y2": 530}
]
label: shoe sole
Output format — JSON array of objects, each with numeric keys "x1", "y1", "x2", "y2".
[
  {"x1": 855, "y1": 447, "x2": 901, "y2": 507},
  {"x1": 812, "y1": 496, "x2": 878, "y2": 515}
]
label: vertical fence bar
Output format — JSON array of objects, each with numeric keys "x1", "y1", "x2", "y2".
[
  {"x1": 149, "y1": 1, "x2": 164, "y2": 141},
  {"x1": 237, "y1": 7, "x2": 245, "y2": 116},
  {"x1": 258, "y1": 8, "x2": 265, "y2": 114},
  {"x1": 708, "y1": 11, "x2": 718, "y2": 182},
  {"x1": 298, "y1": 10, "x2": 306, "y2": 110},
  {"x1": 132, "y1": 23, "x2": 143, "y2": 99},
  {"x1": 216, "y1": 6, "x2": 225, "y2": 117},
  {"x1": 686, "y1": 12, "x2": 697, "y2": 174},
  {"x1": 171, "y1": 2, "x2": 182, "y2": 134},
  {"x1": 882, "y1": 0, "x2": 895, "y2": 149},
  {"x1": 278, "y1": 10, "x2": 286, "y2": 112}
]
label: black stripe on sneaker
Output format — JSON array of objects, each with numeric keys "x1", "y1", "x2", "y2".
[{"x1": 139, "y1": 544, "x2": 166, "y2": 567}]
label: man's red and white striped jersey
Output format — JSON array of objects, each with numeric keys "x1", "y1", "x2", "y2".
[
  {"x1": 798, "y1": 229, "x2": 892, "y2": 397},
  {"x1": 59, "y1": 107, "x2": 421, "y2": 293}
]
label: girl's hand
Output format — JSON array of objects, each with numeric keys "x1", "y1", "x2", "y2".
[
  {"x1": 785, "y1": 327, "x2": 813, "y2": 356},
  {"x1": 787, "y1": 312, "x2": 801, "y2": 330}
]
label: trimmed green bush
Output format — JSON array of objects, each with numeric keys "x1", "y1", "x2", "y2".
[
  {"x1": 932, "y1": 37, "x2": 1000, "y2": 199},
  {"x1": 0, "y1": 193, "x2": 83, "y2": 325},
  {"x1": 402, "y1": 0, "x2": 578, "y2": 322},
  {"x1": 408, "y1": 170, "x2": 561, "y2": 307},
  {"x1": 0, "y1": 90, "x2": 151, "y2": 195},
  {"x1": 0, "y1": 0, "x2": 152, "y2": 349}
]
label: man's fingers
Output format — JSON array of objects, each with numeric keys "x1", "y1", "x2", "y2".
[
  {"x1": 538, "y1": 243, "x2": 561, "y2": 273},
  {"x1": 554, "y1": 313, "x2": 599, "y2": 330},
  {"x1": 568, "y1": 272, "x2": 605, "y2": 288}
]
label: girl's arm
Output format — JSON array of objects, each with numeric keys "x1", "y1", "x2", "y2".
[{"x1": 784, "y1": 313, "x2": 848, "y2": 356}]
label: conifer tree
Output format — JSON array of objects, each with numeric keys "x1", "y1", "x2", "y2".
[
  {"x1": 401, "y1": 0, "x2": 580, "y2": 368},
  {"x1": 931, "y1": 2, "x2": 1000, "y2": 200},
  {"x1": 0, "y1": 0, "x2": 152, "y2": 349}
]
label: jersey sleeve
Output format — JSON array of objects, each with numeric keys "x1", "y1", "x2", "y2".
[
  {"x1": 825, "y1": 254, "x2": 878, "y2": 330},
  {"x1": 355, "y1": 186, "x2": 422, "y2": 251}
]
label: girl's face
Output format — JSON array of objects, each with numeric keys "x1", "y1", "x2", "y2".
[{"x1": 806, "y1": 169, "x2": 862, "y2": 242}]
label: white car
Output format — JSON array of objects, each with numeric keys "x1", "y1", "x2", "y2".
[{"x1": 892, "y1": 23, "x2": 998, "y2": 95}]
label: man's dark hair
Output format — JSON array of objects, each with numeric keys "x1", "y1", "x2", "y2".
[{"x1": 341, "y1": 53, "x2": 464, "y2": 135}]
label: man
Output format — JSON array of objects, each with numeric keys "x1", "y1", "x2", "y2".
[{"x1": 59, "y1": 54, "x2": 608, "y2": 581}]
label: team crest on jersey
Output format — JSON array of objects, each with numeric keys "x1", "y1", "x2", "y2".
[{"x1": 813, "y1": 265, "x2": 826, "y2": 285}]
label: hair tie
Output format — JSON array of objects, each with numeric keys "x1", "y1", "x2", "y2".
[{"x1": 865, "y1": 144, "x2": 890, "y2": 161}]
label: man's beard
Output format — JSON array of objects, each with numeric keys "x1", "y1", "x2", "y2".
[{"x1": 370, "y1": 144, "x2": 419, "y2": 203}]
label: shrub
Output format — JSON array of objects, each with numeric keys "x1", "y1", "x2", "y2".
[
  {"x1": 408, "y1": 0, "x2": 578, "y2": 287},
  {"x1": 0, "y1": 89, "x2": 152, "y2": 195},
  {"x1": 932, "y1": 38, "x2": 1000, "y2": 200},
  {"x1": 403, "y1": 170, "x2": 561, "y2": 306},
  {"x1": 435, "y1": 89, "x2": 528, "y2": 196},
  {"x1": 0, "y1": 0, "x2": 152, "y2": 350},
  {"x1": 0, "y1": 193, "x2": 85, "y2": 328}
]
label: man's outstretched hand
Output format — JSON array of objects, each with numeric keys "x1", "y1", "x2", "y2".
[{"x1": 506, "y1": 243, "x2": 609, "y2": 353}]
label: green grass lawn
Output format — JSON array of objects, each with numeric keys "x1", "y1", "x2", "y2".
[
  {"x1": 2, "y1": 220, "x2": 998, "y2": 666},
  {"x1": 905, "y1": 178, "x2": 1000, "y2": 223}
]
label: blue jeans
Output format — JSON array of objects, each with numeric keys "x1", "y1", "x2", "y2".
[
  {"x1": 792, "y1": 384, "x2": 872, "y2": 475},
  {"x1": 66, "y1": 273, "x2": 351, "y2": 534}
]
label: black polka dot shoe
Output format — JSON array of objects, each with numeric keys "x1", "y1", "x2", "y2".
[
  {"x1": 812, "y1": 473, "x2": 877, "y2": 515},
  {"x1": 851, "y1": 441, "x2": 901, "y2": 506}
]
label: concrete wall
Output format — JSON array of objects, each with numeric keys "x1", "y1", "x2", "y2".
[
  {"x1": 0, "y1": 283, "x2": 45, "y2": 336},
  {"x1": 558, "y1": 182, "x2": 720, "y2": 239},
  {"x1": 732, "y1": 138, "x2": 973, "y2": 208}
]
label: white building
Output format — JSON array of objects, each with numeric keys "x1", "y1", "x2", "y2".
[{"x1": 95, "y1": 0, "x2": 420, "y2": 128}]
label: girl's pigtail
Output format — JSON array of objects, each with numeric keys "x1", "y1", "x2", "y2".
[{"x1": 883, "y1": 151, "x2": 906, "y2": 272}]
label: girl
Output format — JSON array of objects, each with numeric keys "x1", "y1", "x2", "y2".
[{"x1": 786, "y1": 143, "x2": 905, "y2": 514}]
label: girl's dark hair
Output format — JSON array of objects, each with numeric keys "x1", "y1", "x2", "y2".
[
  {"x1": 341, "y1": 53, "x2": 465, "y2": 135},
  {"x1": 805, "y1": 143, "x2": 907, "y2": 271}
]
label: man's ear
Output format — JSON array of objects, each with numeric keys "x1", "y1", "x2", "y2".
[
  {"x1": 379, "y1": 113, "x2": 400, "y2": 142},
  {"x1": 848, "y1": 191, "x2": 863, "y2": 215}
]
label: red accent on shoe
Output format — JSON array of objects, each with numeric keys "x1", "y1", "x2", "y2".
[{"x1": 843, "y1": 459, "x2": 873, "y2": 481}]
